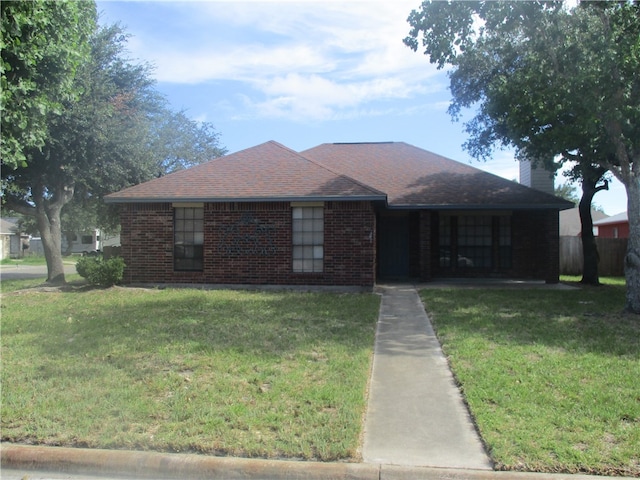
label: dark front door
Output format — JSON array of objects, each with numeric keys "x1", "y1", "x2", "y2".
[{"x1": 378, "y1": 215, "x2": 409, "y2": 278}]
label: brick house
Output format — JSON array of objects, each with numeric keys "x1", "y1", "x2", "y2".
[
  {"x1": 594, "y1": 212, "x2": 629, "y2": 239},
  {"x1": 105, "y1": 141, "x2": 572, "y2": 288}
]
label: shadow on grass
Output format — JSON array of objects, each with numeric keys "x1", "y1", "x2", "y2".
[{"x1": 420, "y1": 285, "x2": 639, "y2": 357}]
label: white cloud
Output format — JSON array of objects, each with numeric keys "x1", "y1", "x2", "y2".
[{"x1": 112, "y1": 1, "x2": 443, "y2": 121}]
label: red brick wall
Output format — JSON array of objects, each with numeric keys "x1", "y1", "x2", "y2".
[
  {"x1": 511, "y1": 210, "x2": 560, "y2": 283},
  {"x1": 119, "y1": 201, "x2": 376, "y2": 287},
  {"x1": 597, "y1": 222, "x2": 629, "y2": 239}
]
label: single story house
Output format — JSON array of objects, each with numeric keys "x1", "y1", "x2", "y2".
[
  {"x1": 593, "y1": 211, "x2": 629, "y2": 238},
  {"x1": 105, "y1": 141, "x2": 573, "y2": 288},
  {"x1": 0, "y1": 217, "x2": 29, "y2": 259},
  {"x1": 559, "y1": 207, "x2": 608, "y2": 237}
]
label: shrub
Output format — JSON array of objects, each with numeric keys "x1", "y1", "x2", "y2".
[{"x1": 76, "y1": 256, "x2": 125, "y2": 287}]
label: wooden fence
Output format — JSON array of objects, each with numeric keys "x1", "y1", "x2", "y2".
[{"x1": 560, "y1": 236, "x2": 628, "y2": 276}]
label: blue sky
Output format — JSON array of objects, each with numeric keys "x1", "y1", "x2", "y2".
[{"x1": 97, "y1": 1, "x2": 627, "y2": 216}]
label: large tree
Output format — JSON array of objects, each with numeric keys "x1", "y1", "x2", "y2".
[
  {"x1": 405, "y1": 1, "x2": 640, "y2": 313},
  {"x1": 1, "y1": 0, "x2": 95, "y2": 169},
  {"x1": 2, "y1": 20, "x2": 226, "y2": 284}
]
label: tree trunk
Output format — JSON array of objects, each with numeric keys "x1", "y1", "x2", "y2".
[
  {"x1": 579, "y1": 176, "x2": 607, "y2": 285},
  {"x1": 35, "y1": 204, "x2": 66, "y2": 284},
  {"x1": 30, "y1": 182, "x2": 75, "y2": 285},
  {"x1": 624, "y1": 177, "x2": 640, "y2": 314}
]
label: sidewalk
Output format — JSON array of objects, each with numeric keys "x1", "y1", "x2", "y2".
[{"x1": 362, "y1": 284, "x2": 492, "y2": 469}]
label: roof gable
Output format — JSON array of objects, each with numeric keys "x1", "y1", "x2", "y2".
[
  {"x1": 302, "y1": 142, "x2": 572, "y2": 209},
  {"x1": 106, "y1": 141, "x2": 385, "y2": 203}
]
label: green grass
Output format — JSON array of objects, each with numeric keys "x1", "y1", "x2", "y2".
[
  {"x1": 0, "y1": 274, "x2": 84, "y2": 294},
  {"x1": 420, "y1": 282, "x2": 639, "y2": 476},
  {"x1": 561, "y1": 275, "x2": 626, "y2": 286},
  {"x1": 1, "y1": 287, "x2": 380, "y2": 461}
]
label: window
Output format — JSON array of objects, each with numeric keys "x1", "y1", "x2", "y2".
[
  {"x1": 292, "y1": 206, "x2": 323, "y2": 273},
  {"x1": 439, "y1": 215, "x2": 452, "y2": 267},
  {"x1": 498, "y1": 216, "x2": 512, "y2": 268},
  {"x1": 174, "y1": 207, "x2": 204, "y2": 271},
  {"x1": 439, "y1": 214, "x2": 511, "y2": 270},
  {"x1": 458, "y1": 216, "x2": 492, "y2": 268}
]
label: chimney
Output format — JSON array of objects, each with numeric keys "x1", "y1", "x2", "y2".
[{"x1": 519, "y1": 160, "x2": 554, "y2": 195}]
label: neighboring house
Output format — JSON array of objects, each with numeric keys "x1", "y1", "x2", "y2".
[
  {"x1": 593, "y1": 212, "x2": 629, "y2": 238},
  {"x1": 559, "y1": 208, "x2": 609, "y2": 237},
  {"x1": 0, "y1": 218, "x2": 16, "y2": 260},
  {"x1": 0, "y1": 217, "x2": 29, "y2": 259},
  {"x1": 105, "y1": 141, "x2": 573, "y2": 288}
]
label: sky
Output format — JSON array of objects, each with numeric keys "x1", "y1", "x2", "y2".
[{"x1": 96, "y1": 0, "x2": 627, "y2": 216}]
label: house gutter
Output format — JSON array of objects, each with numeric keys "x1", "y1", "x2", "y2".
[
  {"x1": 103, "y1": 195, "x2": 388, "y2": 204},
  {"x1": 387, "y1": 203, "x2": 574, "y2": 211}
]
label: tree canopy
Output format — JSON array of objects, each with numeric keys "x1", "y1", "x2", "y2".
[
  {"x1": 1, "y1": 0, "x2": 96, "y2": 169},
  {"x1": 1, "y1": 4, "x2": 226, "y2": 283},
  {"x1": 405, "y1": 0, "x2": 640, "y2": 313}
]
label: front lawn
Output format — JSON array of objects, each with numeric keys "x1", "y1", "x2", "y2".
[
  {"x1": 1, "y1": 286, "x2": 380, "y2": 461},
  {"x1": 421, "y1": 282, "x2": 639, "y2": 476}
]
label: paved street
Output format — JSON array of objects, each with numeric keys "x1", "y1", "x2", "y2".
[
  {"x1": 0, "y1": 263, "x2": 77, "y2": 281},
  {"x1": 1, "y1": 469, "x2": 125, "y2": 480}
]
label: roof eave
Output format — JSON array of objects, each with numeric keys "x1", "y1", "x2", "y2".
[
  {"x1": 387, "y1": 203, "x2": 574, "y2": 211},
  {"x1": 104, "y1": 194, "x2": 387, "y2": 204}
]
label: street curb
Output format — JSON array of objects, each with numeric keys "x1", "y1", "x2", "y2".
[
  {"x1": 1, "y1": 445, "x2": 629, "y2": 480},
  {"x1": 2, "y1": 445, "x2": 377, "y2": 480}
]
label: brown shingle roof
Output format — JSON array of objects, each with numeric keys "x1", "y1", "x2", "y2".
[
  {"x1": 105, "y1": 141, "x2": 385, "y2": 203},
  {"x1": 302, "y1": 142, "x2": 572, "y2": 209},
  {"x1": 106, "y1": 140, "x2": 572, "y2": 210}
]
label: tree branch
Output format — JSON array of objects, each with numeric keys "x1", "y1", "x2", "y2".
[{"x1": 594, "y1": 179, "x2": 609, "y2": 194}]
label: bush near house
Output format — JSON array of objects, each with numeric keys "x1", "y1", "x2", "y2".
[{"x1": 76, "y1": 256, "x2": 125, "y2": 286}]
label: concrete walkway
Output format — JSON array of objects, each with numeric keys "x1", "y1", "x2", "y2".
[{"x1": 362, "y1": 284, "x2": 492, "y2": 469}]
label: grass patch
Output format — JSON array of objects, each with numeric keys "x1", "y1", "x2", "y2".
[
  {"x1": 1, "y1": 287, "x2": 380, "y2": 461},
  {"x1": 420, "y1": 283, "x2": 639, "y2": 476},
  {"x1": 0, "y1": 275, "x2": 85, "y2": 294},
  {"x1": 561, "y1": 275, "x2": 626, "y2": 286}
]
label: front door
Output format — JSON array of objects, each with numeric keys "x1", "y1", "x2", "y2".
[{"x1": 378, "y1": 215, "x2": 409, "y2": 278}]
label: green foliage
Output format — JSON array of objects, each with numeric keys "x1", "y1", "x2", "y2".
[
  {"x1": 1, "y1": 17, "x2": 226, "y2": 284},
  {"x1": 1, "y1": 0, "x2": 96, "y2": 169},
  {"x1": 75, "y1": 256, "x2": 125, "y2": 287},
  {"x1": 405, "y1": 1, "x2": 639, "y2": 173},
  {"x1": 554, "y1": 183, "x2": 579, "y2": 206}
]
